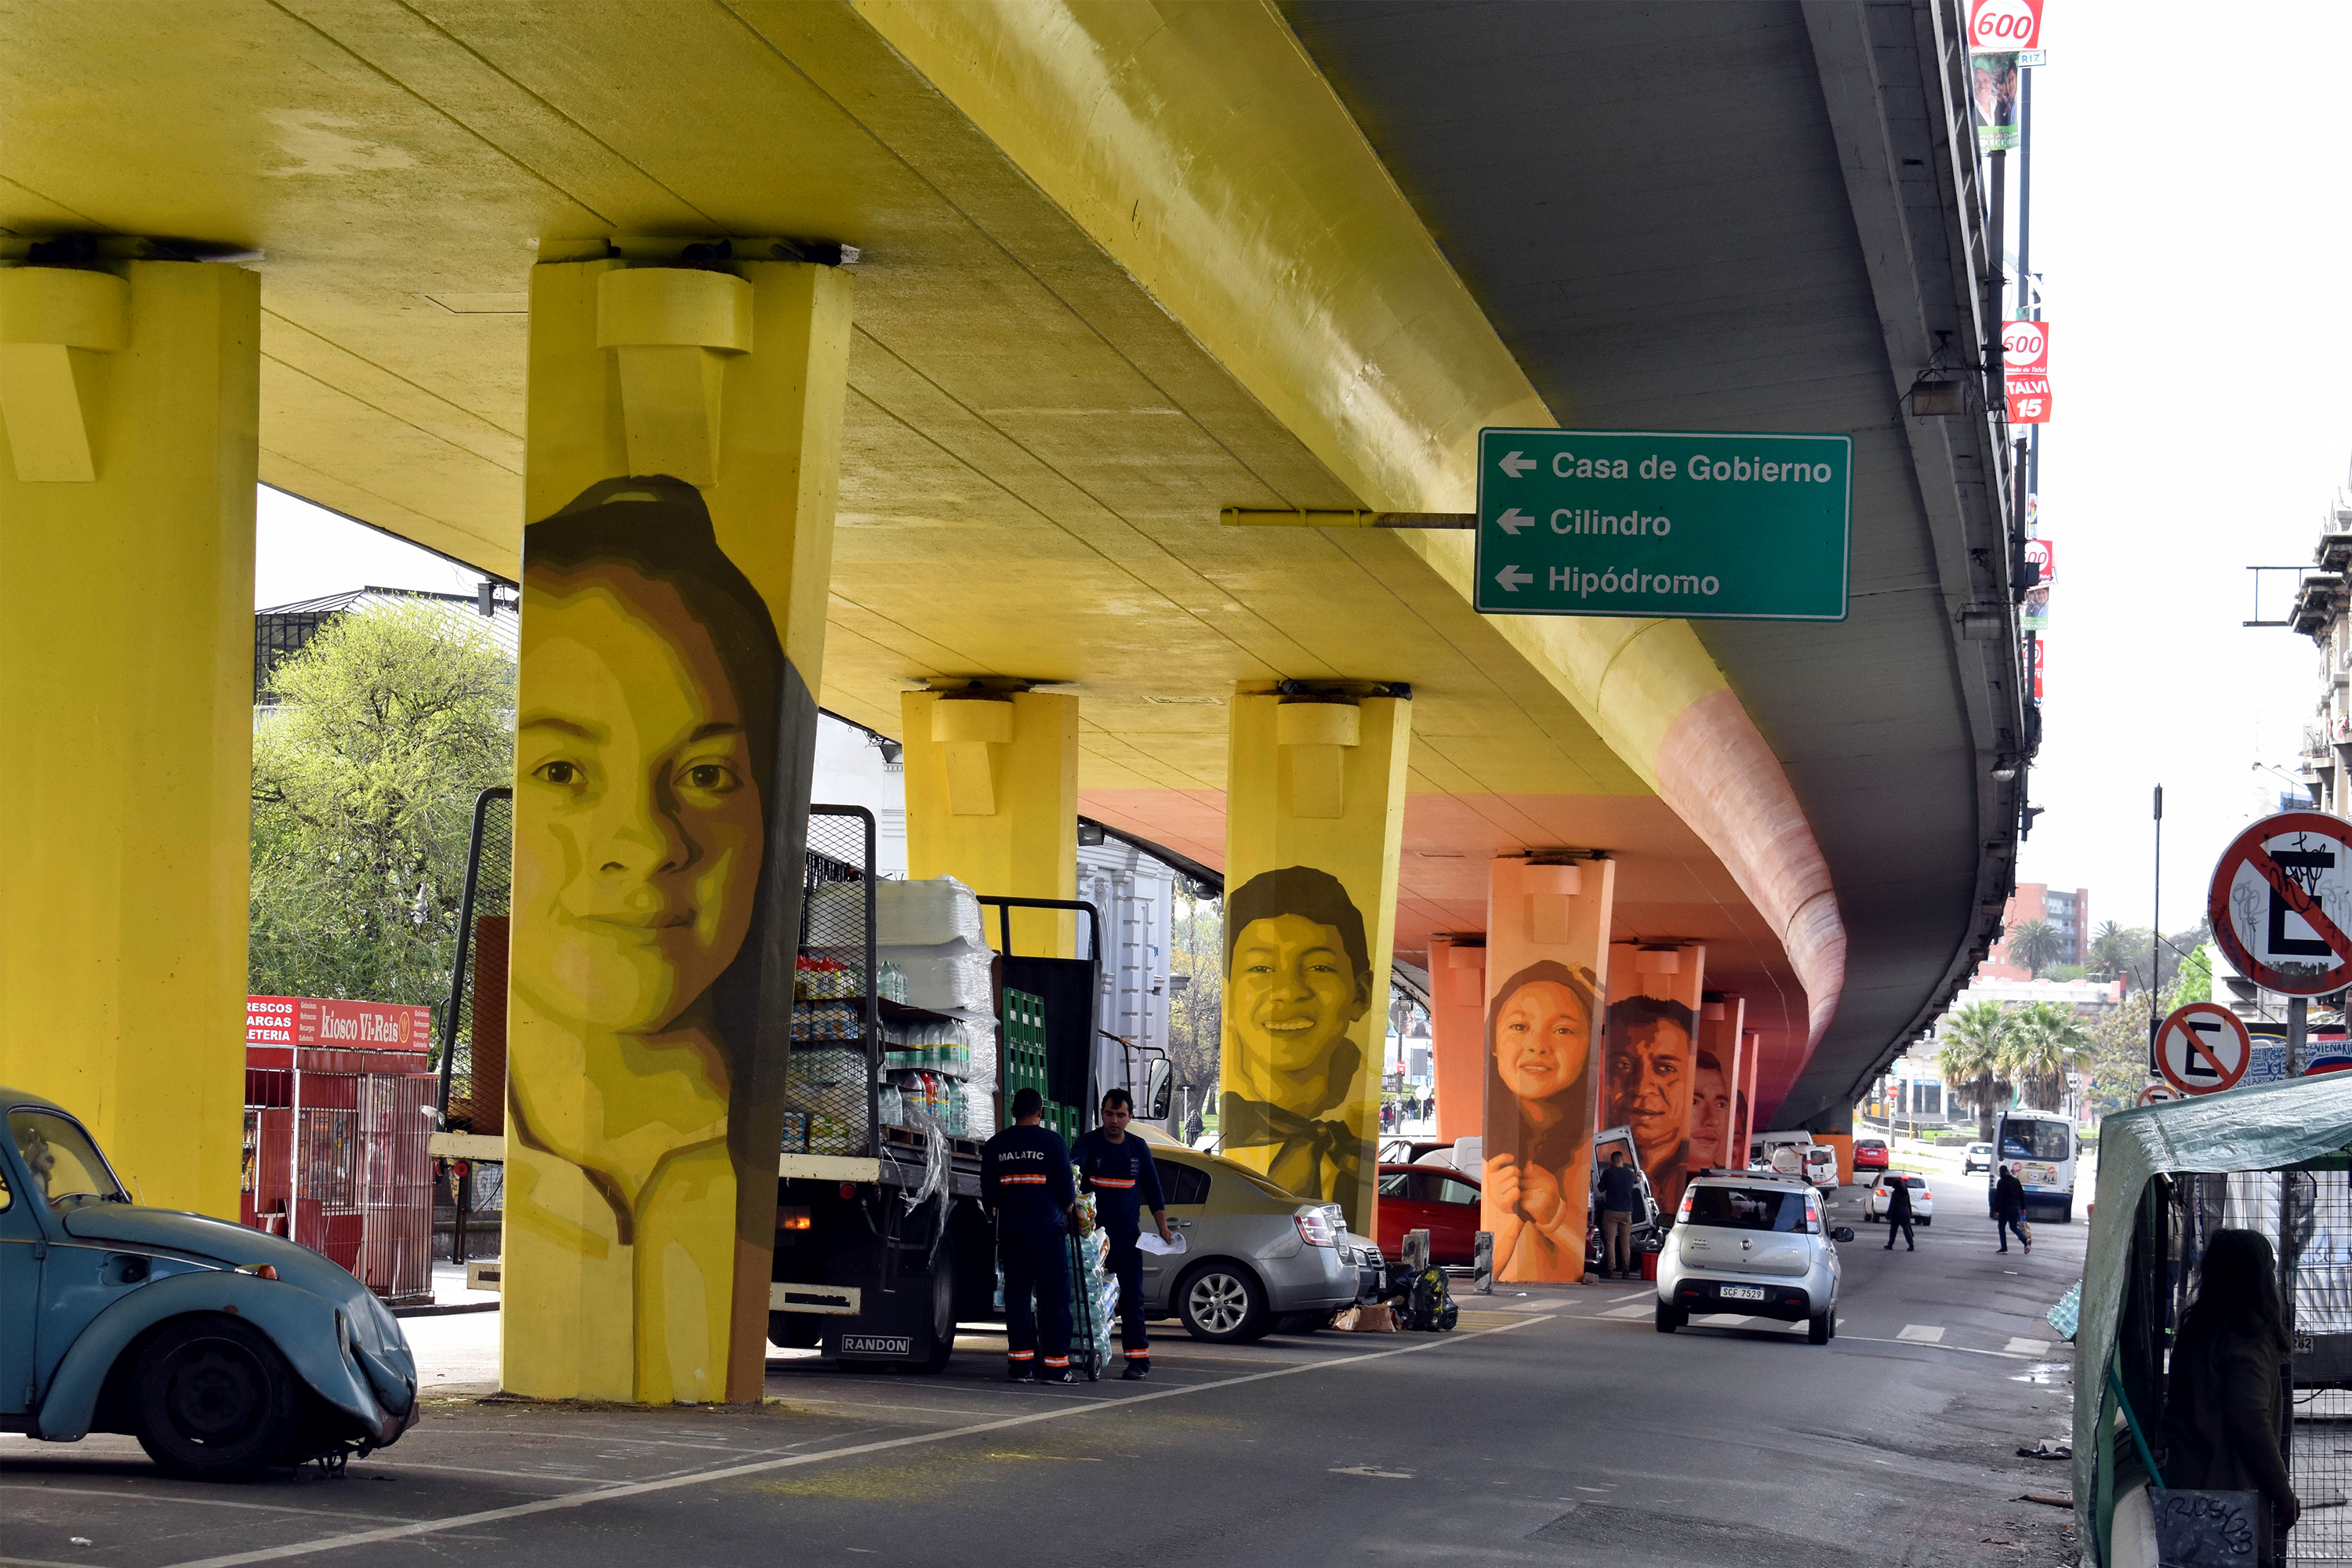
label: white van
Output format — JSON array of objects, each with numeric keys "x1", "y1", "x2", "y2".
[{"x1": 1751, "y1": 1130, "x2": 1815, "y2": 1173}]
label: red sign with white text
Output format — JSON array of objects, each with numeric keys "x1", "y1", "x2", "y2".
[
  {"x1": 1969, "y1": 0, "x2": 2044, "y2": 51},
  {"x1": 2025, "y1": 537, "x2": 2054, "y2": 584},
  {"x1": 2003, "y1": 318, "x2": 2053, "y2": 425},
  {"x1": 245, "y1": 995, "x2": 431, "y2": 1053}
]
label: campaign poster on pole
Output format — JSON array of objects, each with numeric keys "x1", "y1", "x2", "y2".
[
  {"x1": 2024, "y1": 538, "x2": 2053, "y2": 632},
  {"x1": 2004, "y1": 320, "x2": 2053, "y2": 425}
]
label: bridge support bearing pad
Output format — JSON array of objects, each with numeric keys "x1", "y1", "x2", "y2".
[
  {"x1": 902, "y1": 688, "x2": 1080, "y2": 959},
  {"x1": 0, "y1": 260, "x2": 258, "y2": 1221},
  {"x1": 505, "y1": 254, "x2": 851, "y2": 1406},
  {"x1": 1219, "y1": 688, "x2": 1411, "y2": 1235},
  {"x1": 1479, "y1": 857, "x2": 1617, "y2": 1284}
]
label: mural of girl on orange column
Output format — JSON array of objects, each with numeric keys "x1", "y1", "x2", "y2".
[
  {"x1": 505, "y1": 475, "x2": 812, "y2": 1404},
  {"x1": 1482, "y1": 960, "x2": 1599, "y2": 1282}
]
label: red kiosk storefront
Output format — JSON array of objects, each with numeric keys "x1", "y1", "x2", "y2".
[{"x1": 242, "y1": 995, "x2": 437, "y2": 1305}]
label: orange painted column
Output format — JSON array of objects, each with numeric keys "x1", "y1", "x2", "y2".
[
  {"x1": 1602, "y1": 942, "x2": 1708, "y2": 1219},
  {"x1": 1479, "y1": 856, "x2": 1616, "y2": 1284},
  {"x1": 1693, "y1": 994, "x2": 1744, "y2": 1172},
  {"x1": 1427, "y1": 935, "x2": 1486, "y2": 1144},
  {"x1": 1735, "y1": 1030, "x2": 1762, "y2": 1166}
]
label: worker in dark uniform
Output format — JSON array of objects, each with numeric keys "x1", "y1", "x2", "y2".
[
  {"x1": 982, "y1": 1087, "x2": 1078, "y2": 1383},
  {"x1": 1071, "y1": 1087, "x2": 1175, "y2": 1381}
]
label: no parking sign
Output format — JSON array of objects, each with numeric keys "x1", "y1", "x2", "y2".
[
  {"x1": 2209, "y1": 812, "x2": 2352, "y2": 996},
  {"x1": 2154, "y1": 1002, "x2": 2252, "y2": 1097}
]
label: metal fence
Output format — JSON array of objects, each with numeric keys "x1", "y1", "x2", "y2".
[
  {"x1": 437, "y1": 786, "x2": 513, "y2": 1134},
  {"x1": 2169, "y1": 1170, "x2": 2352, "y2": 1563},
  {"x1": 785, "y1": 806, "x2": 880, "y2": 1159}
]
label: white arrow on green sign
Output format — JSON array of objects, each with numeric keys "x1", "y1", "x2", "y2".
[{"x1": 1473, "y1": 429, "x2": 1853, "y2": 621}]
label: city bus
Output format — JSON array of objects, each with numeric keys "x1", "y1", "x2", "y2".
[{"x1": 1990, "y1": 1109, "x2": 2078, "y2": 1224}]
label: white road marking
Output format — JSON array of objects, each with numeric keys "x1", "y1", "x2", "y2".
[
  {"x1": 0, "y1": 1483, "x2": 385, "y2": 1522},
  {"x1": 1896, "y1": 1324, "x2": 1945, "y2": 1343},
  {"x1": 1608, "y1": 1290, "x2": 1652, "y2": 1302},
  {"x1": 1690, "y1": 1314, "x2": 1752, "y2": 1327},
  {"x1": 1842, "y1": 1334, "x2": 2029, "y2": 1359},
  {"x1": 1599, "y1": 1305, "x2": 1653, "y2": 1319},
  {"x1": 2005, "y1": 1337, "x2": 2051, "y2": 1356},
  {"x1": 157, "y1": 1316, "x2": 1554, "y2": 1567}
]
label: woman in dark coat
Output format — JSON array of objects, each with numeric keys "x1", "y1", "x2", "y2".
[{"x1": 2160, "y1": 1228, "x2": 2299, "y2": 1566}]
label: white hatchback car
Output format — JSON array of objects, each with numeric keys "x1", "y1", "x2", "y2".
[
  {"x1": 1656, "y1": 1174, "x2": 1849, "y2": 1345},
  {"x1": 1863, "y1": 1171, "x2": 1935, "y2": 1224}
]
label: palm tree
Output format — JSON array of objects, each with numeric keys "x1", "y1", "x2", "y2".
[
  {"x1": 2002, "y1": 1000, "x2": 2092, "y2": 1112},
  {"x1": 2005, "y1": 918, "x2": 2067, "y2": 977},
  {"x1": 2087, "y1": 921, "x2": 2135, "y2": 985},
  {"x1": 1936, "y1": 1000, "x2": 2014, "y2": 1141}
]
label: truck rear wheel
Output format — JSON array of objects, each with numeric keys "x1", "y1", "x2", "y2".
[
  {"x1": 910, "y1": 1254, "x2": 956, "y2": 1374},
  {"x1": 129, "y1": 1316, "x2": 302, "y2": 1480},
  {"x1": 768, "y1": 1312, "x2": 822, "y2": 1349}
]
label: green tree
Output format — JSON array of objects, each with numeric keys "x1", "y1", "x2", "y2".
[
  {"x1": 2088, "y1": 921, "x2": 2134, "y2": 983},
  {"x1": 1936, "y1": 1000, "x2": 2015, "y2": 1140},
  {"x1": 2003, "y1": 1000, "x2": 2092, "y2": 1112},
  {"x1": 1167, "y1": 886, "x2": 1223, "y2": 1128},
  {"x1": 2172, "y1": 946, "x2": 2212, "y2": 1005},
  {"x1": 249, "y1": 602, "x2": 514, "y2": 1032},
  {"x1": 2087, "y1": 993, "x2": 2164, "y2": 1117},
  {"x1": 2005, "y1": 917, "x2": 2066, "y2": 977}
]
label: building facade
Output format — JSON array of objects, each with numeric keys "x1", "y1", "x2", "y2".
[{"x1": 1976, "y1": 883, "x2": 2092, "y2": 979}]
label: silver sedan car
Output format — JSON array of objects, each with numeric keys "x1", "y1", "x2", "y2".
[
  {"x1": 1134, "y1": 1145, "x2": 1365, "y2": 1341},
  {"x1": 1653, "y1": 1173, "x2": 1850, "y2": 1345}
]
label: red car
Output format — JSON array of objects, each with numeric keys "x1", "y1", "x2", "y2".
[
  {"x1": 1375, "y1": 1163, "x2": 1483, "y2": 1265},
  {"x1": 1852, "y1": 1137, "x2": 1890, "y2": 1172}
]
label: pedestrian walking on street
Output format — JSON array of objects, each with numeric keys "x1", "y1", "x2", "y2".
[
  {"x1": 982, "y1": 1087, "x2": 1079, "y2": 1383},
  {"x1": 2159, "y1": 1229, "x2": 2299, "y2": 1566},
  {"x1": 1994, "y1": 1163, "x2": 2031, "y2": 1254},
  {"x1": 1881, "y1": 1175, "x2": 1915, "y2": 1252},
  {"x1": 1070, "y1": 1087, "x2": 1174, "y2": 1381},
  {"x1": 1596, "y1": 1148, "x2": 1641, "y2": 1279},
  {"x1": 1184, "y1": 1105, "x2": 1204, "y2": 1146}
]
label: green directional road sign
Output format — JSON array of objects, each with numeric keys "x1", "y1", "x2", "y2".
[{"x1": 1472, "y1": 429, "x2": 1852, "y2": 621}]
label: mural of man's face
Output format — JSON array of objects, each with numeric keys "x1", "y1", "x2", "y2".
[
  {"x1": 1690, "y1": 1062, "x2": 1730, "y2": 1165},
  {"x1": 514, "y1": 566, "x2": 764, "y2": 1035},
  {"x1": 1493, "y1": 981, "x2": 1588, "y2": 1102},
  {"x1": 1231, "y1": 914, "x2": 1367, "y2": 1081},
  {"x1": 1608, "y1": 1016, "x2": 1692, "y2": 1165}
]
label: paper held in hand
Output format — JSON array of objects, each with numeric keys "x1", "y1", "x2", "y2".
[{"x1": 1134, "y1": 1232, "x2": 1188, "y2": 1257}]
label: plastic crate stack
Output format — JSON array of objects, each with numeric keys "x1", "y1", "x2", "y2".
[
  {"x1": 786, "y1": 956, "x2": 891, "y2": 1155},
  {"x1": 870, "y1": 877, "x2": 999, "y2": 1141}
]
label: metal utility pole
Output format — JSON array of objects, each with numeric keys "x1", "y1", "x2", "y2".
[{"x1": 2149, "y1": 785, "x2": 2165, "y2": 1077}]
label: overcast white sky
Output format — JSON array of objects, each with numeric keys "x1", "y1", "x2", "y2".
[
  {"x1": 252, "y1": 0, "x2": 2352, "y2": 945},
  {"x1": 2009, "y1": 3, "x2": 2352, "y2": 938}
]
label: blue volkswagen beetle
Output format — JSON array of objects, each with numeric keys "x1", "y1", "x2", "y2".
[{"x1": 1, "y1": 1087, "x2": 420, "y2": 1479}]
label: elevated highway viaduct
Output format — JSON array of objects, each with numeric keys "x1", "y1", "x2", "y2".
[{"x1": 1, "y1": 0, "x2": 2027, "y2": 1394}]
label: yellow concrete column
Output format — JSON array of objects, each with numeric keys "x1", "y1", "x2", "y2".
[
  {"x1": 901, "y1": 687, "x2": 1080, "y2": 957},
  {"x1": 1603, "y1": 941, "x2": 1708, "y2": 1219},
  {"x1": 1219, "y1": 687, "x2": 1411, "y2": 1232},
  {"x1": 0, "y1": 260, "x2": 257, "y2": 1218},
  {"x1": 1696, "y1": 993, "x2": 1745, "y2": 1171},
  {"x1": 504, "y1": 249, "x2": 851, "y2": 1405},
  {"x1": 1479, "y1": 856, "x2": 1617, "y2": 1284}
]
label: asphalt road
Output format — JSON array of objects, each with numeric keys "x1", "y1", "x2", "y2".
[{"x1": 2, "y1": 1181, "x2": 2085, "y2": 1568}]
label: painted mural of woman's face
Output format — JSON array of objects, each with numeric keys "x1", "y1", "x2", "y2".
[
  {"x1": 1493, "y1": 981, "x2": 1589, "y2": 1102},
  {"x1": 1230, "y1": 913, "x2": 1368, "y2": 1080},
  {"x1": 514, "y1": 565, "x2": 764, "y2": 1036}
]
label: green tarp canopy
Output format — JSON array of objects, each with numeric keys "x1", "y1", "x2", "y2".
[{"x1": 2074, "y1": 1072, "x2": 2352, "y2": 1563}]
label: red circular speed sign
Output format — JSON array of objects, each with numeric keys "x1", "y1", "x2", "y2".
[{"x1": 2209, "y1": 811, "x2": 2352, "y2": 996}]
